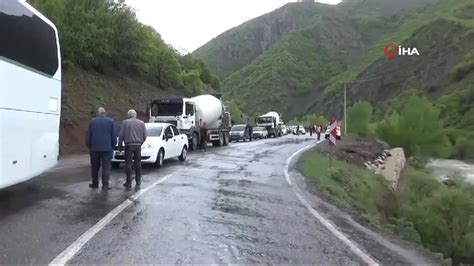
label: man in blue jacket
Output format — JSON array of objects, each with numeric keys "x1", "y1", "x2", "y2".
[{"x1": 86, "y1": 107, "x2": 117, "y2": 191}]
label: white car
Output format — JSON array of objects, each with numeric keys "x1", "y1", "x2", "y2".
[
  {"x1": 281, "y1": 125, "x2": 288, "y2": 135},
  {"x1": 252, "y1": 127, "x2": 268, "y2": 139},
  {"x1": 293, "y1": 125, "x2": 306, "y2": 135},
  {"x1": 112, "y1": 123, "x2": 188, "y2": 168}
]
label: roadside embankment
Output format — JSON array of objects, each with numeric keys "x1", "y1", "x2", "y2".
[
  {"x1": 59, "y1": 68, "x2": 182, "y2": 155},
  {"x1": 297, "y1": 136, "x2": 474, "y2": 265}
]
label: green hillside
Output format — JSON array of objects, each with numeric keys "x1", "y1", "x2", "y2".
[
  {"x1": 29, "y1": 0, "x2": 221, "y2": 153},
  {"x1": 194, "y1": 0, "x2": 473, "y2": 157}
]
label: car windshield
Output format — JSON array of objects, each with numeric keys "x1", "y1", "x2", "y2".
[
  {"x1": 146, "y1": 126, "x2": 163, "y2": 137},
  {"x1": 231, "y1": 125, "x2": 246, "y2": 131}
]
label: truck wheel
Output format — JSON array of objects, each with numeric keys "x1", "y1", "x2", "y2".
[
  {"x1": 218, "y1": 132, "x2": 224, "y2": 146},
  {"x1": 190, "y1": 133, "x2": 198, "y2": 151},
  {"x1": 223, "y1": 132, "x2": 229, "y2": 146}
]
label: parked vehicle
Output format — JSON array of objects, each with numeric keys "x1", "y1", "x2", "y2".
[
  {"x1": 252, "y1": 127, "x2": 268, "y2": 139},
  {"x1": 149, "y1": 94, "x2": 231, "y2": 151},
  {"x1": 256, "y1": 111, "x2": 282, "y2": 137},
  {"x1": 112, "y1": 123, "x2": 188, "y2": 168},
  {"x1": 281, "y1": 125, "x2": 288, "y2": 135},
  {"x1": 298, "y1": 126, "x2": 306, "y2": 135},
  {"x1": 325, "y1": 125, "x2": 341, "y2": 140},
  {"x1": 230, "y1": 124, "x2": 251, "y2": 142},
  {"x1": 292, "y1": 126, "x2": 306, "y2": 135},
  {"x1": 1, "y1": 1, "x2": 62, "y2": 189}
]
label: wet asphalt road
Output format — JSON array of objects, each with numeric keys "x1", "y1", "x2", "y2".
[{"x1": 0, "y1": 135, "x2": 426, "y2": 264}]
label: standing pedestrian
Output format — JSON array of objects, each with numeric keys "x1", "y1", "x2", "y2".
[
  {"x1": 200, "y1": 122, "x2": 208, "y2": 151},
  {"x1": 118, "y1": 109, "x2": 147, "y2": 189},
  {"x1": 309, "y1": 124, "x2": 313, "y2": 136},
  {"x1": 316, "y1": 124, "x2": 321, "y2": 141},
  {"x1": 246, "y1": 123, "x2": 253, "y2": 141},
  {"x1": 296, "y1": 125, "x2": 300, "y2": 136},
  {"x1": 85, "y1": 107, "x2": 117, "y2": 191}
]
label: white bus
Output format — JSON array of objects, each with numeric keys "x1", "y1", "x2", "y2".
[{"x1": 0, "y1": 0, "x2": 61, "y2": 189}]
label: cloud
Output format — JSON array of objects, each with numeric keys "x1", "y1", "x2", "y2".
[{"x1": 126, "y1": 0, "x2": 341, "y2": 52}]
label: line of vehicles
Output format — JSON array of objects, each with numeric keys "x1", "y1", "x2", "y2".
[
  {"x1": 111, "y1": 94, "x2": 293, "y2": 167},
  {"x1": 0, "y1": 2, "x2": 328, "y2": 189}
]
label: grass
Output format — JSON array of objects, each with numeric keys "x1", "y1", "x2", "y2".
[
  {"x1": 298, "y1": 149, "x2": 474, "y2": 263},
  {"x1": 297, "y1": 150, "x2": 390, "y2": 224}
]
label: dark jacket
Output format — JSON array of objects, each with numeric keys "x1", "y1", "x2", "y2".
[
  {"x1": 118, "y1": 118, "x2": 147, "y2": 147},
  {"x1": 200, "y1": 125, "x2": 208, "y2": 140},
  {"x1": 86, "y1": 115, "x2": 117, "y2": 152}
]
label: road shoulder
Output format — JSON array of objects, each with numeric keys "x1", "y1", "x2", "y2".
[{"x1": 287, "y1": 144, "x2": 440, "y2": 265}]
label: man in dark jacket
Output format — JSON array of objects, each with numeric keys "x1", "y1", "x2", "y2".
[
  {"x1": 86, "y1": 107, "x2": 117, "y2": 191},
  {"x1": 246, "y1": 123, "x2": 253, "y2": 141},
  {"x1": 200, "y1": 122, "x2": 208, "y2": 151},
  {"x1": 119, "y1": 109, "x2": 147, "y2": 189}
]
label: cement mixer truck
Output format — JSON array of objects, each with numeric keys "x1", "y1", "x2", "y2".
[
  {"x1": 148, "y1": 94, "x2": 231, "y2": 151},
  {"x1": 256, "y1": 111, "x2": 282, "y2": 137}
]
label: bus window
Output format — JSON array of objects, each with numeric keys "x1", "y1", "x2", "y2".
[{"x1": 0, "y1": 1, "x2": 59, "y2": 76}]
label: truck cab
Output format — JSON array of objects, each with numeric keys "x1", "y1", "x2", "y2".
[
  {"x1": 256, "y1": 111, "x2": 282, "y2": 137},
  {"x1": 150, "y1": 98, "x2": 197, "y2": 132}
]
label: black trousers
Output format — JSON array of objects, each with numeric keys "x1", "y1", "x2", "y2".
[
  {"x1": 125, "y1": 145, "x2": 142, "y2": 184},
  {"x1": 200, "y1": 138, "x2": 207, "y2": 150},
  {"x1": 90, "y1": 151, "x2": 113, "y2": 187}
]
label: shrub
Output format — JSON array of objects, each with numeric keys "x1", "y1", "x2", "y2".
[
  {"x1": 348, "y1": 101, "x2": 373, "y2": 136},
  {"x1": 376, "y1": 95, "x2": 445, "y2": 157}
]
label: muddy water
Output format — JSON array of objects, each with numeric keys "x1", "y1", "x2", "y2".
[{"x1": 426, "y1": 159, "x2": 474, "y2": 184}]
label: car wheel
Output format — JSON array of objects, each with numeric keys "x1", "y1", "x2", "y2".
[
  {"x1": 112, "y1": 162, "x2": 120, "y2": 169},
  {"x1": 154, "y1": 149, "x2": 164, "y2": 168},
  {"x1": 179, "y1": 146, "x2": 187, "y2": 161},
  {"x1": 191, "y1": 133, "x2": 198, "y2": 151}
]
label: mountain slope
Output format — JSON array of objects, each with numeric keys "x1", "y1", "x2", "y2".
[
  {"x1": 194, "y1": 0, "x2": 472, "y2": 121},
  {"x1": 193, "y1": 2, "x2": 334, "y2": 78}
]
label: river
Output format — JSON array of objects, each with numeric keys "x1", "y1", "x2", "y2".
[{"x1": 426, "y1": 159, "x2": 474, "y2": 184}]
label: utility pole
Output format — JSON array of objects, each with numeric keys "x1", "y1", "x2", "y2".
[{"x1": 344, "y1": 82, "x2": 347, "y2": 136}]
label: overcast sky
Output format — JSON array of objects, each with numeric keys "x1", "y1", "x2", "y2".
[{"x1": 126, "y1": 0, "x2": 341, "y2": 53}]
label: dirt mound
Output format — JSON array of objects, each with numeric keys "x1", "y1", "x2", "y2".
[{"x1": 318, "y1": 136, "x2": 387, "y2": 165}]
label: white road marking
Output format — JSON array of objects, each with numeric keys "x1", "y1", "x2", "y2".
[
  {"x1": 284, "y1": 142, "x2": 379, "y2": 266},
  {"x1": 49, "y1": 174, "x2": 172, "y2": 266}
]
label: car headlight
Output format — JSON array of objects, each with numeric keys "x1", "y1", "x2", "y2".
[{"x1": 142, "y1": 142, "x2": 155, "y2": 149}]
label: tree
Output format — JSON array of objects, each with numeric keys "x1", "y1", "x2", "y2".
[
  {"x1": 376, "y1": 95, "x2": 445, "y2": 157},
  {"x1": 348, "y1": 101, "x2": 373, "y2": 136}
]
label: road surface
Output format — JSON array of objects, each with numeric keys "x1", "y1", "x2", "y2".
[{"x1": 0, "y1": 135, "x2": 433, "y2": 264}]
